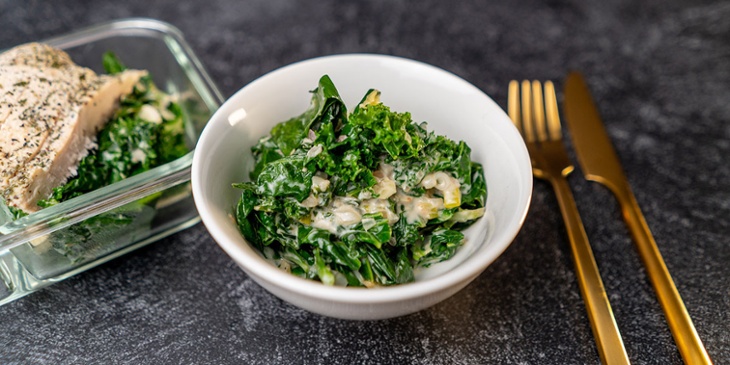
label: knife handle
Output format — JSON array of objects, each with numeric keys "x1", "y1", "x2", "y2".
[
  {"x1": 617, "y1": 189, "x2": 713, "y2": 365},
  {"x1": 550, "y1": 175, "x2": 631, "y2": 365}
]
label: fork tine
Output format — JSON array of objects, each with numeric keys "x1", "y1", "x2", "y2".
[
  {"x1": 510, "y1": 79, "x2": 632, "y2": 364},
  {"x1": 508, "y1": 80, "x2": 521, "y2": 132},
  {"x1": 531, "y1": 80, "x2": 548, "y2": 142},
  {"x1": 520, "y1": 80, "x2": 535, "y2": 142},
  {"x1": 544, "y1": 81, "x2": 562, "y2": 140}
]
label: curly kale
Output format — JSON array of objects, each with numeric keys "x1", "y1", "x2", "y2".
[{"x1": 234, "y1": 75, "x2": 487, "y2": 287}]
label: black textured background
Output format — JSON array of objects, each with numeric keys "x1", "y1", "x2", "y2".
[{"x1": 1, "y1": 0, "x2": 728, "y2": 364}]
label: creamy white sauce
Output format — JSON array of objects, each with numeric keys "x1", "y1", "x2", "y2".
[
  {"x1": 395, "y1": 191, "x2": 445, "y2": 224},
  {"x1": 299, "y1": 175, "x2": 331, "y2": 208},
  {"x1": 261, "y1": 172, "x2": 308, "y2": 196},
  {"x1": 138, "y1": 104, "x2": 162, "y2": 124},
  {"x1": 311, "y1": 196, "x2": 362, "y2": 234},
  {"x1": 372, "y1": 177, "x2": 396, "y2": 199},
  {"x1": 306, "y1": 144, "x2": 323, "y2": 158},
  {"x1": 360, "y1": 198, "x2": 398, "y2": 225},
  {"x1": 420, "y1": 171, "x2": 461, "y2": 208},
  {"x1": 300, "y1": 164, "x2": 464, "y2": 232},
  {"x1": 300, "y1": 194, "x2": 319, "y2": 208},
  {"x1": 131, "y1": 148, "x2": 146, "y2": 163},
  {"x1": 159, "y1": 107, "x2": 175, "y2": 121}
]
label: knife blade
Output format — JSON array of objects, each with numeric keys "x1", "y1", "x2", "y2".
[{"x1": 563, "y1": 72, "x2": 713, "y2": 365}]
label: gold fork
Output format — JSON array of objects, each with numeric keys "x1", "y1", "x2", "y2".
[{"x1": 509, "y1": 80, "x2": 631, "y2": 365}]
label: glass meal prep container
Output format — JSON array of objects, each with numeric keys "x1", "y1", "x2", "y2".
[{"x1": 0, "y1": 18, "x2": 223, "y2": 305}]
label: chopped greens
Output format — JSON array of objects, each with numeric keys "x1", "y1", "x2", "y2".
[{"x1": 234, "y1": 75, "x2": 487, "y2": 287}]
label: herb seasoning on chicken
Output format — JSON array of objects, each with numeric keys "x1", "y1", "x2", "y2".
[{"x1": 0, "y1": 43, "x2": 145, "y2": 212}]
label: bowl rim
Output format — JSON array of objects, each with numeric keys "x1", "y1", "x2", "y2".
[{"x1": 192, "y1": 53, "x2": 532, "y2": 304}]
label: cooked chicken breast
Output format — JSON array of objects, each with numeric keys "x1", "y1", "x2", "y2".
[{"x1": 0, "y1": 43, "x2": 146, "y2": 212}]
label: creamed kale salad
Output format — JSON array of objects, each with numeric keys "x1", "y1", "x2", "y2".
[{"x1": 234, "y1": 75, "x2": 486, "y2": 287}]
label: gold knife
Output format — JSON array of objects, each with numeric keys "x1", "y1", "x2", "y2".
[{"x1": 563, "y1": 72, "x2": 712, "y2": 365}]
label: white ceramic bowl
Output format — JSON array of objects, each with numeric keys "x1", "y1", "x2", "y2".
[{"x1": 192, "y1": 54, "x2": 532, "y2": 320}]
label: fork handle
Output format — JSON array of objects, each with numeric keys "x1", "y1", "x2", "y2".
[
  {"x1": 617, "y1": 189, "x2": 713, "y2": 365},
  {"x1": 550, "y1": 175, "x2": 631, "y2": 365}
]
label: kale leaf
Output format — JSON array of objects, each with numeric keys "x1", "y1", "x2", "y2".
[{"x1": 103, "y1": 51, "x2": 126, "y2": 75}]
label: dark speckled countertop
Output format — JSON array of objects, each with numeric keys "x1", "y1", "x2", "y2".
[{"x1": 0, "y1": 1, "x2": 728, "y2": 364}]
